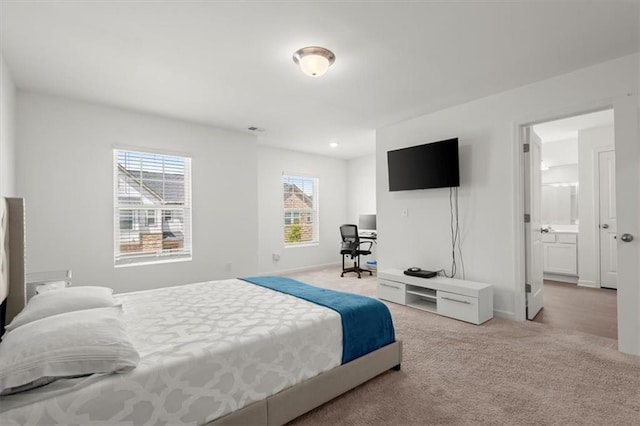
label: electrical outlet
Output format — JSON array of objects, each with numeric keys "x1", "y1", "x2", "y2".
[
  {"x1": 401, "y1": 208, "x2": 409, "y2": 217},
  {"x1": 272, "y1": 253, "x2": 280, "y2": 262},
  {"x1": 225, "y1": 262, "x2": 232, "y2": 272}
]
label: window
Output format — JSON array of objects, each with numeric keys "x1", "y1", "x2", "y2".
[
  {"x1": 120, "y1": 209, "x2": 134, "y2": 231},
  {"x1": 284, "y1": 212, "x2": 300, "y2": 225},
  {"x1": 114, "y1": 149, "x2": 192, "y2": 266},
  {"x1": 146, "y1": 209, "x2": 156, "y2": 226},
  {"x1": 283, "y1": 175, "x2": 318, "y2": 245}
]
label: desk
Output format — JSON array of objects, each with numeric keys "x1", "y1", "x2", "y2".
[{"x1": 358, "y1": 234, "x2": 377, "y2": 271}]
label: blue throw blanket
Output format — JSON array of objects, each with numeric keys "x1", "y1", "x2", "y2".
[{"x1": 241, "y1": 276, "x2": 395, "y2": 364}]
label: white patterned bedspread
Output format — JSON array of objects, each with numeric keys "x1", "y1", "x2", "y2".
[{"x1": 0, "y1": 279, "x2": 343, "y2": 425}]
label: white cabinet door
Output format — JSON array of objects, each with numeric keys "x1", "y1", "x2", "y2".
[
  {"x1": 377, "y1": 279, "x2": 406, "y2": 305},
  {"x1": 437, "y1": 291, "x2": 479, "y2": 324},
  {"x1": 543, "y1": 243, "x2": 577, "y2": 275}
]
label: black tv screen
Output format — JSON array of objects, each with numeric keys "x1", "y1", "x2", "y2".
[{"x1": 387, "y1": 138, "x2": 460, "y2": 191}]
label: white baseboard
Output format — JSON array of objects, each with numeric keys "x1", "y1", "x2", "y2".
[
  {"x1": 544, "y1": 273, "x2": 578, "y2": 284},
  {"x1": 260, "y1": 262, "x2": 341, "y2": 276},
  {"x1": 493, "y1": 309, "x2": 516, "y2": 321},
  {"x1": 577, "y1": 279, "x2": 598, "y2": 288}
]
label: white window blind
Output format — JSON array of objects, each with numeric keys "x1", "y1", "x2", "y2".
[
  {"x1": 283, "y1": 175, "x2": 318, "y2": 245},
  {"x1": 114, "y1": 149, "x2": 192, "y2": 266}
]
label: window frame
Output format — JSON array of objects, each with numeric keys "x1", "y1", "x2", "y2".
[
  {"x1": 146, "y1": 209, "x2": 157, "y2": 226},
  {"x1": 283, "y1": 174, "x2": 319, "y2": 246},
  {"x1": 113, "y1": 149, "x2": 192, "y2": 267}
]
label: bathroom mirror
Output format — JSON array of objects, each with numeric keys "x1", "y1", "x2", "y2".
[{"x1": 541, "y1": 183, "x2": 578, "y2": 225}]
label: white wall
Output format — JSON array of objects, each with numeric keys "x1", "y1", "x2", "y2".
[
  {"x1": 376, "y1": 54, "x2": 638, "y2": 325},
  {"x1": 0, "y1": 54, "x2": 16, "y2": 197},
  {"x1": 257, "y1": 146, "x2": 347, "y2": 274},
  {"x1": 541, "y1": 138, "x2": 578, "y2": 167},
  {"x1": 577, "y1": 125, "x2": 614, "y2": 287},
  {"x1": 347, "y1": 153, "x2": 376, "y2": 224},
  {"x1": 542, "y1": 164, "x2": 578, "y2": 184},
  {"x1": 17, "y1": 92, "x2": 258, "y2": 293}
]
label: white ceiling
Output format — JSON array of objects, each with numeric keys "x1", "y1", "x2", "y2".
[{"x1": 1, "y1": 1, "x2": 637, "y2": 159}]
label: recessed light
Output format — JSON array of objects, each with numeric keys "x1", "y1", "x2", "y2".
[{"x1": 329, "y1": 142, "x2": 339, "y2": 148}]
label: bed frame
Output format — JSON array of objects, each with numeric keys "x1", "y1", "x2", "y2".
[
  {"x1": 211, "y1": 341, "x2": 402, "y2": 425},
  {"x1": 0, "y1": 198, "x2": 26, "y2": 333},
  {"x1": 0, "y1": 197, "x2": 402, "y2": 426}
]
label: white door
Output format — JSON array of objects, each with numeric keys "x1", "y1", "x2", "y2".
[
  {"x1": 598, "y1": 150, "x2": 617, "y2": 289},
  {"x1": 614, "y1": 98, "x2": 639, "y2": 355},
  {"x1": 524, "y1": 127, "x2": 544, "y2": 320}
]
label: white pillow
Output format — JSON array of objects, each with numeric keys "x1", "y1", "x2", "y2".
[
  {"x1": 5, "y1": 286, "x2": 116, "y2": 332},
  {"x1": 0, "y1": 305, "x2": 139, "y2": 395},
  {"x1": 35, "y1": 280, "x2": 69, "y2": 294}
]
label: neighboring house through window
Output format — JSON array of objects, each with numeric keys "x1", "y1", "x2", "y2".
[
  {"x1": 114, "y1": 149, "x2": 192, "y2": 266},
  {"x1": 283, "y1": 175, "x2": 318, "y2": 244}
]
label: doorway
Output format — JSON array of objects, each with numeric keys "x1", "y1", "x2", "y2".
[{"x1": 523, "y1": 109, "x2": 618, "y2": 340}]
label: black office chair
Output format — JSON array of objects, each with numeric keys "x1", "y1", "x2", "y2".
[{"x1": 340, "y1": 224, "x2": 373, "y2": 279}]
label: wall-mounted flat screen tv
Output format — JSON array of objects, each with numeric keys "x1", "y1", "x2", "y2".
[{"x1": 387, "y1": 138, "x2": 460, "y2": 191}]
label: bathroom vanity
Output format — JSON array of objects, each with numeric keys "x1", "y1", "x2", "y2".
[{"x1": 542, "y1": 229, "x2": 578, "y2": 282}]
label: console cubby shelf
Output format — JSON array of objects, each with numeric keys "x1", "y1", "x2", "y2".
[
  {"x1": 377, "y1": 269, "x2": 494, "y2": 325},
  {"x1": 406, "y1": 286, "x2": 436, "y2": 299}
]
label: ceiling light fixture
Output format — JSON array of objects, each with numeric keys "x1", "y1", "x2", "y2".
[
  {"x1": 329, "y1": 142, "x2": 339, "y2": 148},
  {"x1": 293, "y1": 46, "x2": 335, "y2": 77}
]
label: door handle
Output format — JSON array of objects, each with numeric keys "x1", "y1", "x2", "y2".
[
  {"x1": 540, "y1": 228, "x2": 549, "y2": 233},
  {"x1": 621, "y1": 234, "x2": 634, "y2": 243},
  {"x1": 441, "y1": 296, "x2": 471, "y2": 305},
  {"x1": 601, "y1": 224, "x2": 609, "y2": 229},
  {"x1": 379, "y1": 283, "x2": 401, "y2": 290}
]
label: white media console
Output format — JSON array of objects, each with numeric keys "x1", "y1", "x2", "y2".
[{"x1": 377, "y1": 269, "x2": 493, "y2": 324}]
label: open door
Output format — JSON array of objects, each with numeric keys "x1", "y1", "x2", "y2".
[
  {"x1": 598, "y1": 150, "x2": 617, "y2": 289},
  {"x1": 614, "y1": 98, "x2": 639, "y2": 355},
  {"x1": 524, "y1": 126, "x2": 543, "y2": 320}
]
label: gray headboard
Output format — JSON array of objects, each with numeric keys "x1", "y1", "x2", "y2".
[{"x1": 0, "y1": 197, "x2": 26, "y2": 331}]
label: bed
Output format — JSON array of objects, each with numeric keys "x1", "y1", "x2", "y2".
[{"x1": 0, "y1": 198, "x2": 402, "y2": 425}]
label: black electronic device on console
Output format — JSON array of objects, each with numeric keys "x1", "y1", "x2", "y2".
[{"x1": 403, "y1": 267, "x2": 437, "y2": 279}]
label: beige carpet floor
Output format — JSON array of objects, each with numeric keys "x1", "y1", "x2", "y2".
[{"x1": 283, "y1": 266, "x2": 640, "y2": 425}]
